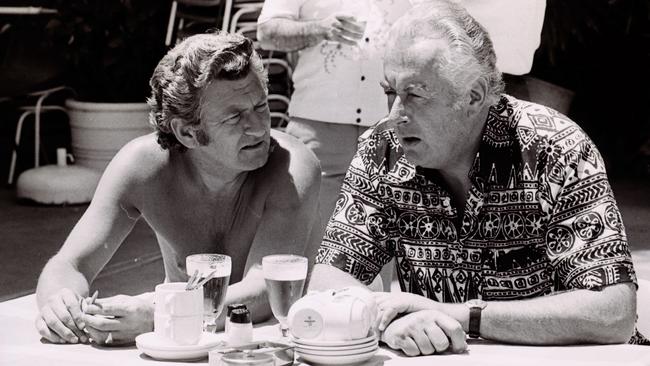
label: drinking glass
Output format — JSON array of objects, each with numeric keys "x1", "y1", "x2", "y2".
[
  {"x1": 262, "y1": 255, "x2": 308, "y2": 337},
  {"x1": 186, "y1": 254, "x2": 232, "y2": 332},
  {"x1": 341, "y1": 0, "x2": 369, "y2": 59}
]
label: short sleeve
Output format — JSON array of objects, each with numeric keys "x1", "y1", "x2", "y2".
[
  {"x1": 257, "y1": 0, "x2": 302, "y2": 24},
  {"x1": 545, "y1": 140, "x2": 637, "y2": 290},
  {"x1": 314, "y1": 137, "x2": 395, "y2": 285}
]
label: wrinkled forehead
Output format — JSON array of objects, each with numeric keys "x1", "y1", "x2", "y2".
[{"x1": 383, "y1": 38, "x2": 450, "y2": 86}]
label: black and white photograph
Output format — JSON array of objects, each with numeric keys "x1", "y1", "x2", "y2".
[{"x1": 1, "y1": 0, "x2": 649, "y2": 365}]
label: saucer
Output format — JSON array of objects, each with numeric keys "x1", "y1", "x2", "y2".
[
  {"x1": 135, "y1": 332, "x2": 225, "y2": 361},
  {"x1": 295, "y1": 342, "x2": 378, "y2": 356},
  {"x1": 292, "y1": 332, "x2": 376, "y2": 347},
  {"x1": 297, "y1": 347, "x2": 378, "y2": 365}
]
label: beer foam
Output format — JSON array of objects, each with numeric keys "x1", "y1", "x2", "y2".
[
  {"x1": 186, "y1": 254, "x2": 232, "y2": 277},
  {"x1": 263, "y1": 256, "x2": 308, "y2": 281}
]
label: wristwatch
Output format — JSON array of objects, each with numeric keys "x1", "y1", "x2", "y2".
[{"x1": 465, "y1": 299, "x2": 487, "y2": 339}]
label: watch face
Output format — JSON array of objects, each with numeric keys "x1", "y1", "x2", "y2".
[{"x1": 466, "y1": 299, "x2": 487, "y2": 309}]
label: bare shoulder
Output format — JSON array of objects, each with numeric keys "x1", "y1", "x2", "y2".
[
  {"x1": 93, "y1": 133, "x2": 169, "y2": 202},
  {"x1": 263, "y1": 130, "x2": 321, "y2": 203}
]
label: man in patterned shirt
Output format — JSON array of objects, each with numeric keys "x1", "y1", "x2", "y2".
[{"x1": 309, "y1": 0, "x2": 645, "y2": 356}]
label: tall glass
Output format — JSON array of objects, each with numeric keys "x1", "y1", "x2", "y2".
[
  {"x1": 186, "y1": 254, "x2": 232, "y2": 332},
  {"x1": 341, "y1": 0, "x2": 369, "y2": 60},
  {"x1": 262, "y1": 255, "x2": 308, "y2": 337}
]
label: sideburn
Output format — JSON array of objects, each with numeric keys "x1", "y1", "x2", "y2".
[{"x1": 196, "y1": 127, "x2": 210, "y2": 146}]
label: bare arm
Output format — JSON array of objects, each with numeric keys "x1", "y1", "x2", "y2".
[
  {"x1": 35, "y1": 137, "x2": 150, "y2": 344},
  {"x1": 219, "y1": 131, "x2": 322, "y2": 327},
  {"x1": 377, "y1": 282, "x2": 637, "y2": 346},
  {"x1": 309, "y1": 264, "x2": 385, "y2": 293},
  {"x1": 257, "y1": 15, "x2": 364, "y2": 51},
  {"x1": 257, "y1": 17, "x2": 328, "y2": 51}
]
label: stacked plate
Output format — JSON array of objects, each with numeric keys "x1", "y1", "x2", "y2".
[{"x1": 292, "y1": 333, "x2": 378, "y2": 365}]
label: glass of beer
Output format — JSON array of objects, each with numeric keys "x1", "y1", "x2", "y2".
[
  {"x1": 262, "y1": 254, "x2": 308, "y2": 337},
  {"x1": 186, "y1": 254, "x2": 232, "y2": 332}
]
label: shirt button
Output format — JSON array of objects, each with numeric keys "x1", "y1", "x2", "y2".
[
  {"x1": 365, "y1": 37, "x2": 370, "y2": 43},
  {"x1": 361, "y1": 75, "x2": 366, "y2": 81},
  {"x1": 356, "y1": 118, "x2": 361, "y2": 123},
  {"x1": 356, "y1": 108, "x2": 361, "y2": 114},
  {"x1": 456, "y1": 257, "x2": 463, "y2": 264}
]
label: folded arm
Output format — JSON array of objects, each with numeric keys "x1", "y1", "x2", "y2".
[{"x1": 380, "y1": 283, "x2": 636, "y2": 345}]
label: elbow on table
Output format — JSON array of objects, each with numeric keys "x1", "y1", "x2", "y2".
[{"x1": 585, "y1": 287, "x2": 637, "y2": 344}]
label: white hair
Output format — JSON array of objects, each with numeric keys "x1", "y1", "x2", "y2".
[{"x1": 389, "y1": 0, "x2": 504, "y2": 108}]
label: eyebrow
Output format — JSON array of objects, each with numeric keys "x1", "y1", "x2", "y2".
[{"x1": 381, "y1": 80, "x2": 430, "y2": 95}]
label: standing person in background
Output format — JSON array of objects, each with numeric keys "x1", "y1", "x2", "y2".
[
  {"x1": 256, "y1": 0, "x2": 413, "y2": 250},
  {"x1": 453, "y1": 0, "x2": 546, "y2": 100}
]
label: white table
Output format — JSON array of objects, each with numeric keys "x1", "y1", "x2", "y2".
[{"x1": 1, "y1": 295, "x2": 649, "y2": 366}]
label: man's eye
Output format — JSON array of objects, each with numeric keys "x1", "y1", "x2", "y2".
[
  {"x1": 224, "y1": 114, "x2": 240, "y2": 124},
  {"x1": 254, "y1": 102, "x2": 268, "y2": 111}
]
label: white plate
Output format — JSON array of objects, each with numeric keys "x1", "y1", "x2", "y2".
[
  {"x1": 296, "y1": 343, "x2": 377, "y2": 356},
  {"x1": 292, "y1": 332, "x2": 376, "y2": 347},
  {"x1": 295, "y1": 339, "x2": 378, "y2": 352},
  {"x1": 135, "y1": 332, "x2": 226, "y2": 361},
  {"x1": 297, "y1": 347, "x2": 378, "y2": 365}
]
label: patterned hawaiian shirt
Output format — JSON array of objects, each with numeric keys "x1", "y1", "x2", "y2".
[{"x1": 315, "y1": 95, "x2": 648, "y2": 344}]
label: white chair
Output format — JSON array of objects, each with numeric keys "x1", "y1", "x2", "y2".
[{"x1": 8, "y1": 86, "x2": 72, "y2": 184}]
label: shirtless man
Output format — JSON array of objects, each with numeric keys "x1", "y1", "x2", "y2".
[{"x1": 34, "y1": 32, "x2": 321, "y2": 346}]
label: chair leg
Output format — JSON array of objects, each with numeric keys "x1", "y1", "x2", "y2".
[
  {"x1": 8, "y1": 110, "x2": 34, "y2": 185},
  {"x1": 165, "y1": 1, "x2": 178, "y2": 46}
]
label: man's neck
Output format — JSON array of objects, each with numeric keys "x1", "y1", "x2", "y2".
[
  {"x1": 438, "y1": 105, "x2": 490, "y2": 208},
  {"x1": 175, "y1": 150, "x2": 249, "y2": 199}
]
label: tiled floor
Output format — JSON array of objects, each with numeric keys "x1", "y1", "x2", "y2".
[{"x1": 1, "y1": 178, "x2": 649, "y2": 301}]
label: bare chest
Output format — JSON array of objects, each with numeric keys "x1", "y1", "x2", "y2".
[{"x1": 140, "y1": 188, "x2": 265, "y2": 283}]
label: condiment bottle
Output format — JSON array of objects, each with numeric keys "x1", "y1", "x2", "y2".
[
  {"x1": 225, "y1": 303, "x2": 247, "y2": 333},
  {"x1": 227, "y1": 308, "x2": 253, "y2": 346}
]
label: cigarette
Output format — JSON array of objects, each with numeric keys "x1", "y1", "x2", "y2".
[
  {"x1": 88, "y1": 290, "x2": 99, "y2": 305},
  {"x1": 81, "y1": 290, "x2": 99, "y2": 314}
]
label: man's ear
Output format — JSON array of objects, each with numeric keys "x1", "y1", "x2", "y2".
[
  {"x1": 466, "y1": 77, "x2": 488, "y2": 117},
  {"x1": 170, "y1": 118, "x2": 200, "y2": 149}
]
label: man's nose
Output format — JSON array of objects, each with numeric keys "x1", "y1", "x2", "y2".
[
  {"x1": 242, "y1": 109, "x2": 267, "y2": 137},
  {"x1": 388, "y1": 96, "x2": 407, "y2": 124}
]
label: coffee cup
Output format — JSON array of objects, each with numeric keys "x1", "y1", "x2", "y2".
[
  {"x1": 154, "y1": 282, "x2": 203, "y2": 316},
  {"x1": 153, "y1": 282, "x2": 203, "y2": 345}
]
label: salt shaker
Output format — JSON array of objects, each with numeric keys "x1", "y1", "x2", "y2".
[
  {"x1": 227, "y1": 308, "x2": 253, "y2": 346},
  {"x1": 225, "y1": 303, "x2": 247, "y2": 333}
]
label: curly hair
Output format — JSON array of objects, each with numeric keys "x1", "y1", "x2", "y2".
[
  {"x1": 390, "y1": 0, "x2": 504, "y2": 108},
  {"x1": 147, "y1": 31, "x2": 268, "y2": 152}
]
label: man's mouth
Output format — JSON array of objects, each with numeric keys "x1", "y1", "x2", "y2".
[
  {"x1": 401, "y1": 136, "x2": 421, "y2": 146},
  {"x1": 241, "y1": 140, "x2": 264, "y2": 150}
]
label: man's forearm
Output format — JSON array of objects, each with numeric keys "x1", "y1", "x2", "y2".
[
  {"x1": 257, "y1": 18, "x2": 327, "y2": 52},
  {"x1": 213, "y1": 269, "x2": 272, "y2": 330},
  {"x1": 437, "y1": 283, "x2": 637, "y2": 345},
  {"x1": 36, "y1": 257, "x2": 91, "y2": 307}
]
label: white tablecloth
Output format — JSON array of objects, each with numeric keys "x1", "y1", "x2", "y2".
[{"x1": 1, "y1": 295, "x2": 649, "y2": 366}]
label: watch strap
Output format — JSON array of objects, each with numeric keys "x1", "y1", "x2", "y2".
[{"x1": 468, "y1": 306, "x2": 482, "y2": 338}]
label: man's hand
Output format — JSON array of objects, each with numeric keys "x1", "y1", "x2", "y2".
[
  {"x1": 82, "y1": 294, "x2": 154, "y2": 346},
  {"x1": 35, "y1": 288, "x2": 89, "y2": 344},
  {"x1": 380, "y1": 310, "x2": 467, "y2": 357},
  {"x1": 319, "y1": 14, "x2": 366, "y2": 45},
  {"x1": 373, "y1": 292, "x2": 437, "y2": 331}
]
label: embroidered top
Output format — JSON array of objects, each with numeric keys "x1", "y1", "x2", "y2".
[{"x1": 315, "y1": 95, "x2": 637, "y2": 302}]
